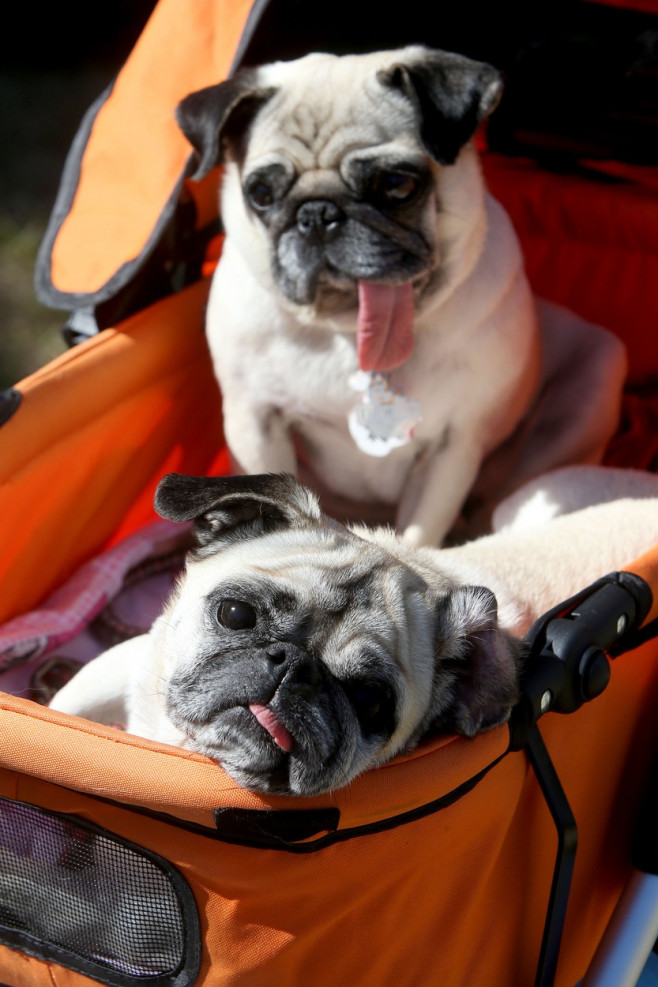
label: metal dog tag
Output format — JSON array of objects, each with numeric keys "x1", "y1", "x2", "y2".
[{"x1": 348, "y1": 372, "x2": 422, "y2": 458}]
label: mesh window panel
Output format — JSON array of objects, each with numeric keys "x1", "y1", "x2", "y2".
[{"x1": 0, "y1": 797, "x2": 200, "y2": 987}]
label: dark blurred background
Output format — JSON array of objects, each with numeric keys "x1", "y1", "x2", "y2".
[{"x1": 0, "y1": 1, "x2": 156, "y2": 388}]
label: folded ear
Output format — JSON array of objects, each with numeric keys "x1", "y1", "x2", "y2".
[
  {"x1": 175, "y1": 72, "x2": 276, "y2": 179},
  {"x1": 154, "y1": 473, "x2": 322, "y2": 549},
  {"x1": 379, "y1": 47, "x2": 503, "y2": 165},
  {"x1": 434, "y1": 585, "x2": 522, "y2": 737}
]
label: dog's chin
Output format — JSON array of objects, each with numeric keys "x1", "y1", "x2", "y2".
[
  {"x1": 310, "y1": 271, "x2": 359, "y2": 317},
  {"x1": 175, "y1": 705, "x2": 373, "y2": 796}
]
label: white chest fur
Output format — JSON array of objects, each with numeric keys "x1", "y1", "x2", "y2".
[{"x1": 206, "y1": 194, "x2": 539, "y2": 537}]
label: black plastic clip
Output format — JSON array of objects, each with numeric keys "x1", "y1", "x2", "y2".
[{"x1": 510, "y1": 571, "x2": 653, "y2": 751}]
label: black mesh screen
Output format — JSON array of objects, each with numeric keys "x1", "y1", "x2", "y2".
[{"x1": 0, "y1": 797, "x2": 199, "y2": 986}]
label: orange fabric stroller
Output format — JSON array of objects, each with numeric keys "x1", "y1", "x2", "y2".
[{"x1": 2, "y1": 1, "x2": 658, "y2": 984}]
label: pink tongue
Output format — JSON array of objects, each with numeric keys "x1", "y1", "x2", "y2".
[
  {"x1": 357, "y1": 281, "x2": 415, "y2": 372},
  {"x1": 249, "y1": 703, "x2": 295, "y2": 753}
]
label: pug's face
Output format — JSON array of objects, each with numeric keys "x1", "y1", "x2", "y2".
[
  {"x1": 176, "y1": 47, "x2": 501, "y2": 369},
  {"x1": 153, "y1": 473, "x2": 520, "y2": 796}
]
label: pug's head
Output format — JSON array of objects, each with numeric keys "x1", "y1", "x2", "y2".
[
  {"x1": 176, "y1": 46, "x2": 502, "y2": 370},
  {"x1": 153, "y1": 472, "x2": 520, "y2": 796}
]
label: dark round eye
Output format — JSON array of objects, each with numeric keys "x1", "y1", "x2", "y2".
[
  {"x1": 218, "y1": 599, "x2": 257, "y2": 630},
  {"x1": 246, "y1": 180, "x2": 274, "y2": 211},
  {"x1": 374, "y1": 171, "x2": 419, "y2": 204},
  {"x1": 343, "y1": 680, "x2": 396, "y2": 739}
]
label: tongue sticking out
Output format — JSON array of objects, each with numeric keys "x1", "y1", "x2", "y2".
[
  {"x1": 249, "y1": 703, "x2": 295, "y2": 753},
  {"x1": 357, "y1": 281, "x2": 415, "y2": 372}
]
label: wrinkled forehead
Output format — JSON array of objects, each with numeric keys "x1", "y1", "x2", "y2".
[
  {"x1": 186, "y1": 527, "x2": 421, "y2": 611},
  {"x1": 248, "y1": 59, "x2": 420, "y2": 170}
]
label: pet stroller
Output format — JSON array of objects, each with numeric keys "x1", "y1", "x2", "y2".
[{"x1": 2, "y1": 0, "x2": 658, "y2": 984}]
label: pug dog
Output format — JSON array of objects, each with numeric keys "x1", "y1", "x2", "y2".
[
  {"x1": 50, "y1": 468, "x2": 658, "y2": 796},
  {"x1": 175, "y1": 46, "x2": 625, "y2": 546}
]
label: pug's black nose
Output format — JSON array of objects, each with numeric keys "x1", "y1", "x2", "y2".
[
  {"x1": 265, "y1": 643, "x2": 324, "y2": 699},
  {"x1": 296, "y1": 200, "x2": 344, "y2": 241},
  {"x1": 266, "y1": 644, "x2": 289, "y2": 665},
  {"x1": 286, "y1": 657, "x2": 323, "y2": 701},
  {"x1": 288, "y1": 658, "x2": 323, "y2": 690}
]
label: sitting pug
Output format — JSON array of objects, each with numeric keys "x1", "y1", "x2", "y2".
[
  {"x1": 50, "y1": 468, "x2": 658, "y2": 796},
  {"x1": 175, "y1": 45, "x2": 625, "y2": 546}
]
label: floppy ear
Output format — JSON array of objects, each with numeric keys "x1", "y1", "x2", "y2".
[
  {"x1": 379, "y1": 48, "x2": 503, "y2": 165},
  {"x1": 434, "y1": 586, "x2": 522, "y2": 737},
  {"x1": 154, "y1": 473, "x2": 322, "y2": 549},
  {"x1": 175, "y1": 73, "x2": 276, "y2": 180}
]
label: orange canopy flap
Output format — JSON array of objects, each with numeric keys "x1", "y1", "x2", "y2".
[{"x1": 37, "y1": 0, "x2": 254, "y2": 305}]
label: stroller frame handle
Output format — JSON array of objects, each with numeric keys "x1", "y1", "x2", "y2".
[
  {"x1": 510, "y1": 570, "x2": 653, "y2": 750},
  {"x1": 508, "y1": 570, "x2": 653, "y2": 987}
]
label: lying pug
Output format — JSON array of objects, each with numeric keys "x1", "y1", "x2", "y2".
[
  {"x1": 175, "y1": 46, "x2": 625, "y2": 546},
  {"x1": 50, "y1": 468, "x2": 658, "y2": 796}
]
